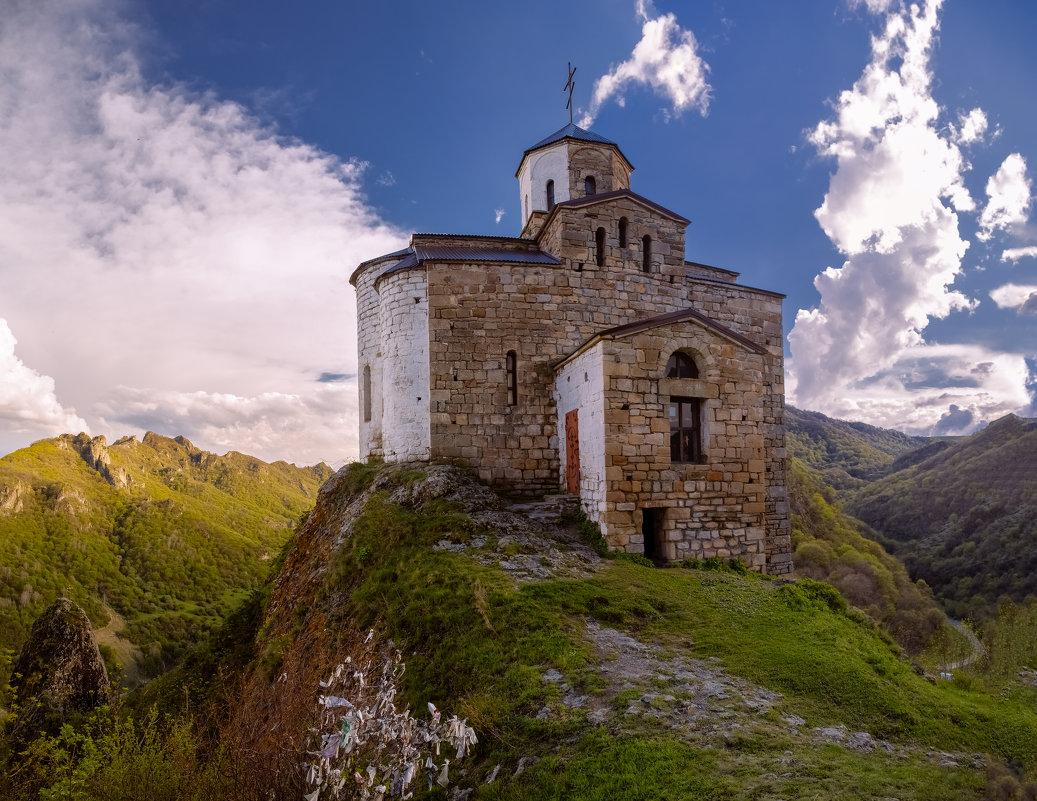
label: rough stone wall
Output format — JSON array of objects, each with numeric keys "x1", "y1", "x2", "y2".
[
  {"x1": 566, "y1": 142, "x2": 630, "y2": 197},
  {"x1": 362, "y1": 193, "x2": 790, "y2": 572},
  {"x1": 426, "y1": 265, "x2": 562, "y2": 493},
  {"x1": 594, "y1": 323, "x2": 771, "y2": 570},
  {"x1": 377, "y1": 269, "x2": 431, "y2": 461},
  {"x1": 553, "y1": 344, "x2": 607, "y2": 523},
  {"x1": 537, "y1": 196, "x2": 686, "y2": 279}
]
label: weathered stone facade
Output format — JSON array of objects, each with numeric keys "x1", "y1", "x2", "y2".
[{"x1": 350, "y1": 123, "x2": 792, "y2": 574}]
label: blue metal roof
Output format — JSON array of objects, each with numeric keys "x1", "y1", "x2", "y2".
[
  {"x1": 368, "y1": 245, "x2": 561, "y2": 285},
  {"x1": 518, "y1": 123, "x2": 633, "y2": 172},
  {"x1": 527, "y1": 122, "x2": 618, "y2": 151},
  {"x1": 413, "y1": 246, "x2": 559, "y2": 265}
]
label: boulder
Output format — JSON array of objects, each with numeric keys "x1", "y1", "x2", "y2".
[{"x1": 8, "y1": 598, "x2": 111, "y2": 743}]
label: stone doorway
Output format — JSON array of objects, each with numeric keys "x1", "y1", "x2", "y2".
[{"x1": 642, "y1": 508, "x2": 667, "y2": 565}]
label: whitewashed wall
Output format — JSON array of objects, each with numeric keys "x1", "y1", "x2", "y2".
[
  {"x1": 356, "y1": 264, "x2": 386, "y2": 459},
  {"x1": 553, "y1": 343, "x2": 607, "y2": 525},
  {"x1": 378, "y1": 270, "x2": 431, "y2": 461},
  {"x1": 517, "y1": 143, "x2": 570, "y2": 226}
]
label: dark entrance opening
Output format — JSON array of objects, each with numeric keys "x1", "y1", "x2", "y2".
[{"x1": 642, "y1": 508, "x2": 666, "y2": 565}]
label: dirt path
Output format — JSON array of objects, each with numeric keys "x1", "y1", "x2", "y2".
[
  {"x1": 939, "y1": 619, "x2": 986, "y2": 673},
  {"x1": 93, "y1": 603, "x2": 143, "y2": 686}
]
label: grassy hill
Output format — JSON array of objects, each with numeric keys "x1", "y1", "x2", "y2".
[
  {"x1": 67, "y1": 463, "x2": 1037, "y2": 799},
  {"x1": 848, "y1": 414, "x2": 1037, "y2": 618},
  {"x1": 786, "y1": 405, "x2": 929, "y2": 490},
  {"x1": 0, "y1": 432, "x2": 331, "y2": 683},
  {"x1": 787, "y1": 458, "x2": 947, "y2": 656}
]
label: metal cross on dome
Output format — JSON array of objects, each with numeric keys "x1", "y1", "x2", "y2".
[{"x1": 563, "y1": 62, "x2": 577, "y2": 124}]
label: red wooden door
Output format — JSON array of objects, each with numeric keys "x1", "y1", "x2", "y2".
[{"x1": 565, "y1": 409, "x2": 580, "y2": 493}]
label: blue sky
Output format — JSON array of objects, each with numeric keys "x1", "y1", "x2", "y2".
[
  {"x1": 138, "y1": 0, "x2": 1036, "y2": 309},
  {"x1": 0, "y1": 0, "x2": 1034, "y2": 463}
]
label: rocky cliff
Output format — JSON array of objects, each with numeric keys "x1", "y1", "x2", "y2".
[{"x1": 176, "y1": 461, "x2": 1037, "y2": 800}]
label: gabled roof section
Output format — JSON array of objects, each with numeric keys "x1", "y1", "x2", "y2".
[
  {"x1": 555, "y1": 307, "x2": 768, "y2": 369},
  {"x1": 357, "y1": 242, "x2": 561, "y2": 288},
  {"x1": 535, "y1": 189, "x2": 690, "y2": 238},
  {"x1": 516, "y1": 123, "x2": 633, "y2": 176},
  {"x1": 350, "y1": 239, "x2": 558, "y2": 286}
]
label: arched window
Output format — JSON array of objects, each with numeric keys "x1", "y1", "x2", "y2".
[
  {"x1": 523, "y1": 194, "x2": 529, "y2": 219},
  {"x1": 642, "y1": 235, "x2": 652, "y2": 272},
  {"x1": 666, "y1": 351, "x2": 699, "y2": 379},
  {"x1": 546, "y1": 180, "x2": 555, "y2": 211},
  {"x1": 618, "y1": 217, "x2": 628, "y2": 247},
  {"x1": 506, "y1": 351, "x2": 518, "y2": 406},
  {"x1": 584, "y1": 175, "x2": 596, "y2": 196},
  {"x1": 362, "y1": 365, "x2": 372, "y2": 422},
  {"x1": 595, "y1": 227, "x2": 606, "y2": 267}
]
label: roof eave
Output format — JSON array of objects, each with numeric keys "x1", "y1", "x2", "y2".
[
  {"x1": 533, "y1": 190, "x2": 690, "y2": 244},
  {"x1": 553, "y1": 308, "x2": 768, "y2": 370}
]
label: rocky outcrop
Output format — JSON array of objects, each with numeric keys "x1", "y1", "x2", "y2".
[
  {"x1": 0, "y1": 480, "x2": 30, "y2": 515},
  {"x1": 60, "y1": 433, "x2": 130, "y2": 487},
  {"x1": 8, "y1": 598, "x2": 111, "y2": 743}
]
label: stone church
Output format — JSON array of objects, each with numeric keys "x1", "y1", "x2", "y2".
[{"x1": 350, "y1": 122, "x2": 792, "y2": 574}]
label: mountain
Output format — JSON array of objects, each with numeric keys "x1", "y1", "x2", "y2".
[
  {"x1": 848, "y1": 413, "x2": 1037, "y2": 618},
  {"x1": 786, "y1": 405, "x2": 930, "y2": 490},
  {"x1": 0, "y1": 432, "x2": 331, "y2": 684},
  {"x1": 787, "y1": 458, "x2": 945, "y2": 654},
  {"x1": 51, "y1": 461, "x2": 1031, "y2": 801}
]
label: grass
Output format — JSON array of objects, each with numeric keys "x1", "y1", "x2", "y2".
[{"x1": 314, "y1": 478, "x2": 1037, "y2": 798}]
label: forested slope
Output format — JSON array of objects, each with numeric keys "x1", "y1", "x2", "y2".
[
  {"x1": 0, "y1": 432, "x2": 330, "y2": 681},
  {"x1": 849, "y1": 414, "x2": 1037, "y2": 617}
]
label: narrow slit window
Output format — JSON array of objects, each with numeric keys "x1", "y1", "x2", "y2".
[
  {"x1": 666, "y1": 351, "x2": 699, "y2": 379},
  {"x1": 506, "y1": 350, "x2": 518, "y2": 406},
  {"x1": 669, "y1": 397, "x2": 704, "y2": 464},
  {"x1": 362, "y1": 365, "x2": 372, "y2": 422},
  {"x1": 595, "y1": 227, "x2": 606, "y2": 267},
  {"x1": 546, "y1": 180, "x2": 555, "y2": 211},
  {"x1": 584, "y1": 175, "x2": 596, "y2": 196},
  {"x1": 642, "y1": 235, "x2": 652, "y2": 272},
  {"x1": 618, "y1": 217, "x2": 628, "y2": 247}
]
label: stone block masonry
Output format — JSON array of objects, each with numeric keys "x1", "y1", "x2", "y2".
[{"x1": 350, "y1": 123, "x2": 792, "y2": 574}]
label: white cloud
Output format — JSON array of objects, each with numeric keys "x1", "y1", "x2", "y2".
[
  {"x1": 952, "y1": 107, "x2": 988, "y2": 145},
  {"x1": 376, "y1": 170, "x2": 396, "y2": 187},
  {"x1": 95, "y1": 384, "x2": 356, "y2": 465},
  {"x1": 978, "y1": 153, "x2": 1032, "y2": 241},
  {"x1": 579, "y1": 0, "x2": 711, "y2": 127},
  {"x1": 990, "y1": 283, "x2": 1037, "y2": 314},
  {"x1": 494, "y1": 208, "x2": 506, "y2": 224},
  {"x1": 850, "y1": 0, "x2": 898, "y2": 12},
  {"x1": 788, "y1": 0, "x2": 1030, "y2": 434},
  {"x1": 0, "y1": 0, "x2": 406, "y2": 464},
  {"x1": 0, "y1": 319, "x2": 88, "y2": 446},
  {"x1": 1002, "y1": 245, "x2": 1037, "y2": 262}
]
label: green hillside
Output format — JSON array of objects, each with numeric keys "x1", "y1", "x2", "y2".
[
  {"x1": 22, "y1": 461, "x2": 1032, "y2": 801},
  {"x1": 788, "y1": 458, "x2": 946, "y2": 655},
  {"x1": 0, "y1": 432, "x2": 331, "y2": 682},
  {"x1": 848, "y1": 414, "x2": 1037, "y2": 618},
  {"x1": 786, "y1": 405, "x2": 929, "y2": 490}
]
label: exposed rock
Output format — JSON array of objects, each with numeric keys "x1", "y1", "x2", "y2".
[
  {"x1": 583, "y1": 621, "x2": 780, "y2": 738},
  {"x1": 8, "y1": 598, "x2": 111, "y2": 743},
  {"x1": 0, "y1": 480, "x2": 30, "y2": 515},
  {"x1": 62, "y1": 433, "x2": 130, "y2": 487}
]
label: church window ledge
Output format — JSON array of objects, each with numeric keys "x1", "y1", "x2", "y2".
[{"x1": 658, "y1": 378, "x2": 716, "y2": 399}]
